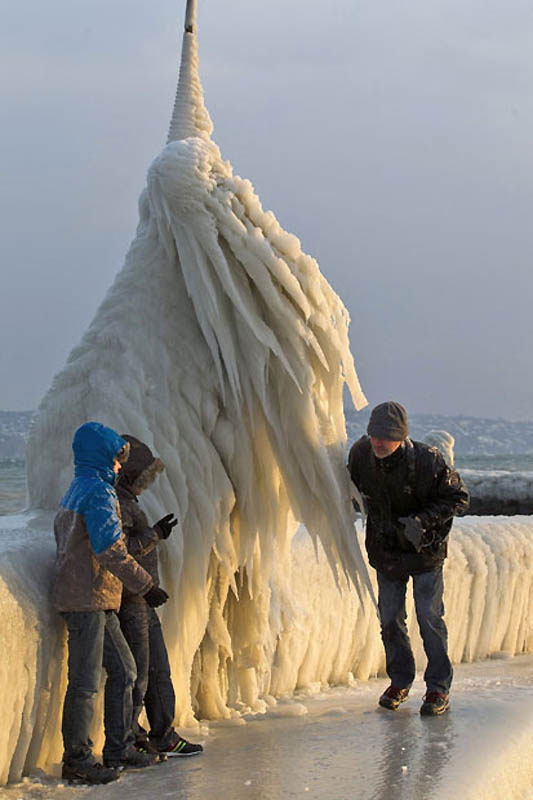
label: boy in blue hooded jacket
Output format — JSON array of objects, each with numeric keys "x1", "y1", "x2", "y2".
[{"x1": 53, "y1": 422, "x2": 167, "y2": 784}]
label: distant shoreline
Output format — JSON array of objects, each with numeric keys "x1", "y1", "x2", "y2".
[{"x1": 2, "y1": 409, "x2": 533, "y2": 459}]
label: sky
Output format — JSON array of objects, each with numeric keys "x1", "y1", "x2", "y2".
[{"x1": 1, "y1": 0, "x2": 532, "y2": 420}]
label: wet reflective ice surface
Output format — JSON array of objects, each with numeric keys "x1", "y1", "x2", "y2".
[{"x1": 2, "y1": 656, "x2": 532, "y2": 800}]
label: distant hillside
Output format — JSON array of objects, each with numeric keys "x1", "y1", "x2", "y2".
[
  {"x1": 345, "y1": 408, "x2": 533, "y2": 456},
  {"x1": 2, "y1": 409, "x2": 533, "y2": 459},
  {"x1": 0, "y1": 411, "x2": 35, "y2": 460}
]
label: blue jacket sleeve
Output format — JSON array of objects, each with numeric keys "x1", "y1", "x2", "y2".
[{"x1": 83, "y1": 484, "x2": 123, "y2": 556}]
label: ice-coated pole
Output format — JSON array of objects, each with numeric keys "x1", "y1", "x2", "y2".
[
  {"x1": 167, "y1": 0, "x2": 212, "y2": 143},
  {"x1": 184, "y1": 0, "x2": 196, "y2": 33}
]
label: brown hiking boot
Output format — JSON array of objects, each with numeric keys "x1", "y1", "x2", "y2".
[
  {"x1": 379, "y1": 685, "x2": 410, "y2": 710},
  {"x1": 62, "y1": 760, "x2": 121, "y2": 785},
  {"x1": 420, "y1": 690, "x2": 450, "y2": 716}
]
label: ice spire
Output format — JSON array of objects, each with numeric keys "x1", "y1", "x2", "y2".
[{"x1": 167, "y1": 0, "x2": 213, "y2": 142}]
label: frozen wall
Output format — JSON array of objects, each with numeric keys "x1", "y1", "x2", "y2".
[{"x1": 0, "y1": 512, "x2": 532, "y2": 782}]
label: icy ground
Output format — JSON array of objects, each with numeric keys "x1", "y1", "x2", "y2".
[{"x1": 2, "y1": 655, "x2": 532, "y2": 800}]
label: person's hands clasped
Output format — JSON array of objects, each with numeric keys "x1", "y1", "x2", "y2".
[{"x1": 155, "y1": 513, "x2": 178, "y2": 540}]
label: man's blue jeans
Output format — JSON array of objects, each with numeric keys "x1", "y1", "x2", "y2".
[
  {"x1": 61, "y1": 610, "x2": 137, "y2": 765},
  {"x1": 377, "y1": 568, "x2": 453, "y2": 694}
]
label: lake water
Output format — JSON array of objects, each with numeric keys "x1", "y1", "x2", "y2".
[
  {"x1": 1, "y1": 454, "x2": 532, "y2": 516},
  {"x1": 0, "y1": 460, "x2": 27, "y2": 514}
]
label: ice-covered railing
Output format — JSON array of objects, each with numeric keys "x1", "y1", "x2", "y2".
[
  {"x1": 462, "y1": 470, "x2": 533, "y2": 514},
  {"x1": 25, "y1": 0, "x2": 370, "y2": 728}
]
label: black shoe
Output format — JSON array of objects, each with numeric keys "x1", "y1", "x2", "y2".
[
  {"x1": 379, "y1": 685, "x2": 410, "y2": 710},
  {"x1": 62, "y1": 760, "x2": 121, "y2": 785},
  {"x1": 136, "y1": 738, "x2": 167, "y2": 762},
  {"x1": 104, "y1": 746, "x2": 158, "y2": 770},
  {"x1": 420, "y1": 690, "x2": 450, "y2": 716},
  {"x1": 158, "y1": 736, "x2": 203, "y2": 757}
]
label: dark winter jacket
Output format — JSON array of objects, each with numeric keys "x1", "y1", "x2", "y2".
[
  {"x1": 52, "y1": 422, "x2": 153, "y2": 612},
  {"x1": 116, "y1": 436, "x2": 165, "y2": 604},
  {"x1": 348, "y1": 436, "x2": 469, "y2": 578}
]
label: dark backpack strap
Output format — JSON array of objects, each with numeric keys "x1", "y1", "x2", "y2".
[{"x1": 404, "y1": 438, "x2": 418, "y2": 501}]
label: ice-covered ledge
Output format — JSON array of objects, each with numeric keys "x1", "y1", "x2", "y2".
[
  {"x1": 0, "y1": 512, "x2": 64, "y2": 784},
  {"x1": 0, "y1": 513, "x2": 532, "y2": 784},
  {"x1": 463, "y1": 469, "x2": 533, "y2": 515}
]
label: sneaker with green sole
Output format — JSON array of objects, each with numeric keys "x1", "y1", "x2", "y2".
[{"x1": 158, "y1": 736, "x2": 203, "y2": 757}]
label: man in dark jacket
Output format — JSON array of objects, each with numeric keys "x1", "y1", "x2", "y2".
[
  {"x1": 117, "y1": 434, "x2": 203, "y2": 758},
  {"x1": 53, "y1": 422, "x2": 167, "y2": 784},
  {"x1": 348, "y1": 402, "x2": 469, "y2": 715}
]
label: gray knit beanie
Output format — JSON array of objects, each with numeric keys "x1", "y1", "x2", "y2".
[{"x1": 367, "y1": 401, "x2": 409, "y2": 440}]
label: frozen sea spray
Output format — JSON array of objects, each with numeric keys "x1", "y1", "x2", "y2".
[{"x1": 26, "y1": 0, "x2": 370, "y2": 728}]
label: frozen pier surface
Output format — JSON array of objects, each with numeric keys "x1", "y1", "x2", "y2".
[{"x1": 2, "y1": 656, "x2": 532, "y2": 800}]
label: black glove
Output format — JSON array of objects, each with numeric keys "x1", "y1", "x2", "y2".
[
  {"x1": 155, "y1": 513, "x2": 178, "y2": 540},
  {"x1": 398, "y1": 516, "x2": 425, "y2": 552},
  {"x1": 144, "y1": 586, "x2": 169, "y2": 608}
]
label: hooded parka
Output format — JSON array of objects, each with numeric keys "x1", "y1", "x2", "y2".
[
  {"x1": 116, "y1": 435, "x2": 165, "y2": 603},
  {"x1": 52, "y1": 422, "x2": 153, "y2": 612}
]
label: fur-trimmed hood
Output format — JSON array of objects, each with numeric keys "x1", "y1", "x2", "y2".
[{"x1": 117, "y1": 435, "x2": 164, "y2": 494}]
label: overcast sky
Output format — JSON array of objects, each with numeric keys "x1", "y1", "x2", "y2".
[{"x1": 1, "y1": 0, "x2": 532, "y2": 420}]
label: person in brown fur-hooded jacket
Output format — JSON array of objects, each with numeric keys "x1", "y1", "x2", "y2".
[{"x1": 117, "y1": 434, "x2": 203, "y2": 758}]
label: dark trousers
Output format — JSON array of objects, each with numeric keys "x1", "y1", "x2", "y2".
[
  {"x1": 118, "y1": 602, "x2": 150, "y2": 738},
  {"x1": 377, "y1": 568, "x2": 453, "y2": 694},
  {"x1": 61, "y1": 610, "x2": 137, "y2": 765},
  {"x1": 145, "y1": 605, "x2": 177, "y2": 745},
  {"x1": 119, "y1": 601, "x2": 177, "y2": 747}
]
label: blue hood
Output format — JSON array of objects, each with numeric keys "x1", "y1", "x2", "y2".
[{"x1": 73, "y1": 422, "x2": 127, "y2": 485}]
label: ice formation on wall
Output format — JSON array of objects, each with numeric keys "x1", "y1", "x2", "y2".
[
  {"x1": 26, "y1": 0, "x2": 370, "y2": 726},
  {"x1": 1, "y1": 513, "x2": 532, "y2": 782}
]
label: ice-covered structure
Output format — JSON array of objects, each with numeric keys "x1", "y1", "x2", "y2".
[
  {"x1": 27, "y1": 0, "x2": 371, "y2": 729},
  {"x1": 0, "y1": 0, "x2": 532, "y2": 787},
  {"x1": 463, "y1": 469, "x2": 533, "y2": 515}
]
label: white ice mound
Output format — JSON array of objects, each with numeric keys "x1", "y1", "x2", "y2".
[{"x1": 26, "y1": 0, "x2": 370, "y2": 727}]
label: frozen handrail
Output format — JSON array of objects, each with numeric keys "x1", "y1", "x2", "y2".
[{"x1": 167, "y1": 0, "x2": 213, "y2": 143}]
